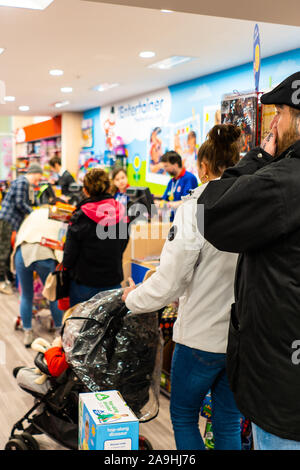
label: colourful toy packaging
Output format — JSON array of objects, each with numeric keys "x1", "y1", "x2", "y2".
[{"x1": 78, "y1": 390, "x2": 139, "y2": 450}]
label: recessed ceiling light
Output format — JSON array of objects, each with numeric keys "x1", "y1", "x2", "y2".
[
  {"x1": 19, "y1": 105, "x2": 30, "y2": 112},
  {"x1": 148, "y1": 56, "x2": 194, "y2": 70},
  {"x1": 0, "y1": 1, "x2": 53, "y2": 10},
  {"x1": 4, "y1": 95, "x2": 15, "y2": 102},
  {"x1": 92, "y1": 83, "x2": 119, "y2": 92},
  {"x1": 0, "y1": 48, "x2": 5, "y2": 55},
  {"x1": 49, "y1": 69, "x2": 64, "y2": 76},
  {"x1": 139, "y1": 51, "x2": 155, "y2": 59},
  {"x1": 161, "y1": 9, "x2": 173, "y2": 13},
  {"x1": 60, "y1": 87, "x2": 73, "y2": 93},
  {"x1": 55, "y1": 100, "x2": 70, "y2": 108}
]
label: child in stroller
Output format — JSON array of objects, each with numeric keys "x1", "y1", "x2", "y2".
[{"x1": 6, "y1": 289, "x2": 162, "y2": 450}]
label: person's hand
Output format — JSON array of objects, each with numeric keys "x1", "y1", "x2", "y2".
[
  {"x1": 52, "y1": 336, "x2": 62, "y2": 348},
  {"x1": 122, "y1": 277, "x2": 136, "y2": 302},
  {"x1": 261, "y1": 115, "x2": 279, "y2": 157}
]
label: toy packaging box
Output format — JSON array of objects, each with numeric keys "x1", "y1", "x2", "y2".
[
  {"x1": 78, "y1": 390, "x2": 139, "y2": 450},
  {"x1": 48, "y1": 201, "x2": 76, "y2": 223}
]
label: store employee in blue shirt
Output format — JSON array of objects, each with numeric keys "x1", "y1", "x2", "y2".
[{"x1": 161, "y1": 151, "x2": 198, "y2": 205}]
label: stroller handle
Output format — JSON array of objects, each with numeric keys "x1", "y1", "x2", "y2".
[{"x1": 34, "y1": 352, "x2": 51, "y2": 376}]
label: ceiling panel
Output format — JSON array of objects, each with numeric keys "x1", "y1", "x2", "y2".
[{"x1": 0, "y1": 0, "x2": 299, "y2": 116}]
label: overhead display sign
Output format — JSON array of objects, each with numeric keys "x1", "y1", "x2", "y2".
[{"x1": 253, "y1": 24, "x2": 261, "y2": 92}]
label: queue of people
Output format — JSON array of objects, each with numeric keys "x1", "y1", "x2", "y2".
[
  {"x1": 3, "y1": 71, "x2": 300, "y2": 451},
  {"x1": 122, "y1": 71, "x2": 300, "y2": 451}
]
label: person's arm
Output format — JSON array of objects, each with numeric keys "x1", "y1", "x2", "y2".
[
  {"x1": 62, "y1": 215, "x2": 82, "y2": 269},
  {"x1": 15, "y1": 179, "x2": 32, "y2": 215},
  {"x1": 44, "y1": 346, "x2": 68, "y2": 377},
  {"x1": 162, "y1": 181, "x2": 171, "y2": 201},
  {"x1": 197, "y1": 145, "x2": 292, "y2": 253},
  {"x1": 125, "y1": 199, "x2": 204, "y2": 313}
]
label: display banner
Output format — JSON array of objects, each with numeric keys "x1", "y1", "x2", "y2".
[{"x1": 253, "y1": 24, "x2": 261, "y2": 92}]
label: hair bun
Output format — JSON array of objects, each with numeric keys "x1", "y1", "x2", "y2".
[{"x1": 208, "y1": 124, "x2": 241, "y2": 146}]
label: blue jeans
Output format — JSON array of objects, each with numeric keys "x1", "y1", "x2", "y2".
[
  {"x1": 170, "y1": 343, "x2": 242, "y2": 450},
  {"x1": 15, "y1": 247, "x2": 62, "y2": 330},
  {"x1": 69, "y1": 279, "x2": 121, "y2": 307},
  {"x1": 252, "y1": 423, "x2": 300, "y2": 450}
]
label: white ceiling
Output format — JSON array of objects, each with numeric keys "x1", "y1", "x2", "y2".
[
  {"x1": 89, "y1": 0, "x2": 300, "y2": 27},
  {"x1": 0, "y1": 0, "x2": 299, "y2": 116}
]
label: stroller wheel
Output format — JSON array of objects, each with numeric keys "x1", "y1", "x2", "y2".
[
  {"x1": 20, "y1": 432, "x2": 40, "y2": 450},
  {"x1": 138, "y1": 435, "x2": 153, "y2": 450},
  {"x1": 5, "y1": 438, "x2": 29, "y2": 450}
]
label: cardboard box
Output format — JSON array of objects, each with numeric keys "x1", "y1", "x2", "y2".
[
  {"x1": 123, "y1": 222, "x2": 171, "y2": 263},
  {"x1": 78, "y1": 390, "x2": 139, "y2": 450}
]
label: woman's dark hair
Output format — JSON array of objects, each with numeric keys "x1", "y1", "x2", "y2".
[
  {"x1": 83, "y1": 168, "x2": 110, "y2": 197},
  {"x1": 197, "y1": 124, "x2": 241, "y2": 176},
  {"x1": 160, "y1": 151, "x2": 182, "y2": 168}
]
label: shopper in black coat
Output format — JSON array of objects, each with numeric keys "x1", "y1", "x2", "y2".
[
  {"x1": 49, "y1": 156, "x2": 75, "y2": 197},
  {"x1": 197, "y1": 72, "x2": 300, "y2": 449},
  {"x1": 63, "y1": 168, "x2": 129, "y2": 306}
]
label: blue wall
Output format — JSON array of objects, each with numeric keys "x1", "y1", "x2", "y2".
[{"x1": 82, "y1": 47, "x2": 300, "y2": 194}]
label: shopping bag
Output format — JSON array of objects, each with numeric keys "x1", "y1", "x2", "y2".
[{"x1": 42, "y1": 264, "x2": 70, "y2": 301}]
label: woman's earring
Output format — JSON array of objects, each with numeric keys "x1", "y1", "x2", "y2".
[{"x1": 201, "y1": 174, "x2": 209, "y2": 184}]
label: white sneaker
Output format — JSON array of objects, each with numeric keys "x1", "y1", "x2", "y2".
[
  {"x1": 24, "y1": 329, "x2": 35, "y2": 348},
  {"x1": 0, "y1": 281, "x2": 13, "y2": 295}
]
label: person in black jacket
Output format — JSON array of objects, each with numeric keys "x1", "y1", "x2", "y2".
[
  {"x1": 63, "y1": 168, "x2": 129, "y2": 306},
  {"x1": 49, "y1": 156, "x2": 75, "y2": 198},
  {"x1": 197, "y1": 71, "x2": 300, "y2": 450}
]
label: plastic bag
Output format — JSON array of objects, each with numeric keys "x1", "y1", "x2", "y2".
[{"x1": 62, "y1": 289, "x2": 162, "y2": 419}]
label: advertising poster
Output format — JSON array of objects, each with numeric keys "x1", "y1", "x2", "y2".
[
  {"x1": 82, "y1": 118, "x2": 93, "y2": 148},
  {"x1": 171, "y1": 114, "x2": 200, "y2": 177},
  {"x1": 100, "y1": 88, "x2": 172, "y2": 186},
  {"x1": 0, "y1": 135, "x2": 13, "y2": 180},
  {"x1": 202, "y1": 105, "x2": 221, "y2": 141},
  {"x1": 221, "y1": 93, "x2": 258, "y2": 154}
]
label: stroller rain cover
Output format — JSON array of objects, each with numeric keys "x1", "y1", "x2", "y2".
[{"x1": 62, "y1": 289, "x2": 162, "y2": 420}]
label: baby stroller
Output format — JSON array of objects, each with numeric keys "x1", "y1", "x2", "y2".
[{"x1": 6, "y1": 289, "x2": 163, "y2": 450}]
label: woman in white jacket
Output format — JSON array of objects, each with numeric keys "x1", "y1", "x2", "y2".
[{"x1": 123, "y1": 124, "x2": 242, "y2": 450}]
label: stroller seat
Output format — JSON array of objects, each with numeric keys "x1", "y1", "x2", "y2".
[{"x1": 6, "y1": 289, "x2": 162, "y2": 450}]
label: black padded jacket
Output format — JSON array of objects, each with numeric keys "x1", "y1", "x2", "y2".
[{"x1": 197, "y1": 140, "x2": 300, "y2": 441}]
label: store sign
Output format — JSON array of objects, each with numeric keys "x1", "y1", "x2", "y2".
[
  {"x1": 100, "y1": 88, "x2": 172, "y2": 145},
  {"x1": 253, "y1": 24, "x2": 261, "y2": 92}
]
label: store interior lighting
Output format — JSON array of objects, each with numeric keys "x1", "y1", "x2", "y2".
[
  {"x1": 92, "y1": 83, "x2": 119, "y2": 92},
  {"x1": 0, "y1": 0, "x2": 54, "y2": 9},
  {"x1": 139, "y1": 51, "x2": 156, "y2": 59},
  {"x1": 148, "y1": 56, "x2": 194, "y2": 70},
  {"x1": 49, "y1": 69, "x2": 64, "y2": 76},
  {"x1": 61, "y1": 87, "x2": 73, "y2": 93},
  {"x1": 55, "y1": 100, "x2": 69, "y2": 108}
]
